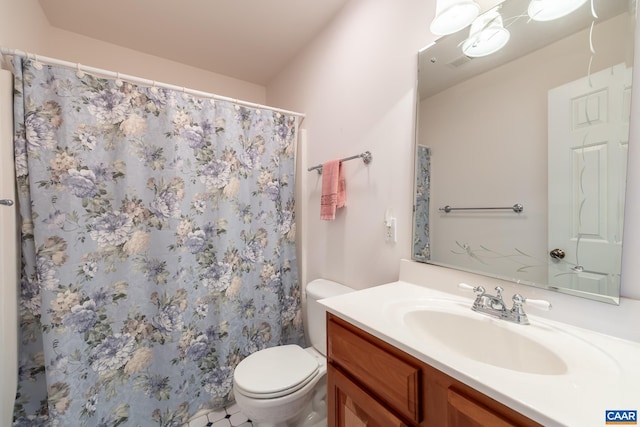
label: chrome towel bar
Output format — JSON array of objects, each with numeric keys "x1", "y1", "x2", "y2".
[
  {"x1": 439, "y1": 203, "x2": 524, "y2": 213},
  {"x1": 308, "y1": 151, "x2": 372, "y2": 174}
]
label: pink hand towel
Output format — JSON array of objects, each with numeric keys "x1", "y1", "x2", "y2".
[{"x1": 320, "y1": 159, "x2": 346, "y2": 220}]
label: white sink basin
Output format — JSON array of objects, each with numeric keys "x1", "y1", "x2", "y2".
[
  {"x1": 384, "y1": 298, "x2": 619, "y2": 377},
  {"x1": 403, "y1": 309, "x2": 567, "y2": 374}
]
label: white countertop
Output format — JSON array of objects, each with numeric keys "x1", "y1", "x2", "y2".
[{"x1": 320, "y1": 280, "x2": 640, "y2": 427}]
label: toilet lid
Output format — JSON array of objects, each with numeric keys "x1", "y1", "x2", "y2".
[{"x1": 234, "y1": 345, "x2": 319, "y2": 398}]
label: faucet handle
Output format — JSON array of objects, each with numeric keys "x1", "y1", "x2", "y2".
[
  {"x1": 458, "y1": 283, "x2": 485, "y2": 295},
  {"x1": 525, "y1": 297, "x2": 552, "y2": 311},
  {"x1": 512, "y1": 294, "x2": 552, "y2": 311}
]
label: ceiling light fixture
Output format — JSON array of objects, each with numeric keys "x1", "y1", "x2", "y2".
[
  {"x1": 527, "y1": 0, "x2": 589, "y2": 22},
  {"x1": 430, "y1": 0, "x2": 481, "y2": 36},
  {"x1": 462, "y1": 8, "x2": 510, "y2": 57}
]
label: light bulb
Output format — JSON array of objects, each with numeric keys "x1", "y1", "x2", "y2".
[
  {"x1": 528, "y1": 0, "x2": 589, "y2": 22},
  {"x1": 462, "y1": 9, "x2": 510, "y2": 57},
  {"x1": 430, "y1": 0, "x2": 480, "y2": 36}
]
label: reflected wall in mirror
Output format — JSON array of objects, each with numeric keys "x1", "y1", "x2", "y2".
[{"x1": 413, "y1": 0, "x2": 637, "y2": 304}]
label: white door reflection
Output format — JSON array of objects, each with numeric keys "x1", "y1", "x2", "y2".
[{"x1": 547, "y1": 63, "x2": 630, "y2": 296}]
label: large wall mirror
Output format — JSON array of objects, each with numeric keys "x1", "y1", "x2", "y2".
[{"x1": 413, "y1": 0, "x2": 637, "y2": 304}]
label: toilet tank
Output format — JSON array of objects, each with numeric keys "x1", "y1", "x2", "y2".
[{"x1": 306, "y1": 279, "x2": 354, "y2": 356}]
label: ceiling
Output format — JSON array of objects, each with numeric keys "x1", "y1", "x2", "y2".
[{"x1": 38, "y1": 0, "x2": 350, "y2": 86}]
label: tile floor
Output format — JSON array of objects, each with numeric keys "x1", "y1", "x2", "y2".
[{"x1": 184, "y1": 403, "x2": 253, "y2": 427}]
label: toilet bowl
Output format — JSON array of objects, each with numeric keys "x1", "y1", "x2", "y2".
[{"x1": 232, "y1": 279, "x2": 353, "y2": 427}]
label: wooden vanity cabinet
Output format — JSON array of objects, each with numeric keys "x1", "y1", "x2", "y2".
[{"x1": 326, "y1": 314, "x2": 542, "y2": 427}]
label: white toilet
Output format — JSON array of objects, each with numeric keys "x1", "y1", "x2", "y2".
[{"x1": 233, "y1": 279, "x2": 353, "y2": 427}]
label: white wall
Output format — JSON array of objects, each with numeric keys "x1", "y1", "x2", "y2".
[
  {"x1": 0, "y1": 0, "x2": 266, "y2": 103},
  {"x1": 267, "y1": 0, "x2": 640, "y2": 333},
  {"x1": 267, "y1": 0, "x2": 431, "y2": 289}
]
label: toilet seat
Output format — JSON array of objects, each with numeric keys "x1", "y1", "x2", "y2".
[{"x1": 234, "y1": 345, "x2": 320, "y2": 399}]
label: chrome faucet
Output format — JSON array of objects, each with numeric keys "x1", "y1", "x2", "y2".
[{"x1": 458, "y1": 283, "x2": 552, "y2": 325}]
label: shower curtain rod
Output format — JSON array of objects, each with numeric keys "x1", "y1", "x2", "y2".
[{"x1": 0, "y1": 47, "x2": 306, "y2": 120}]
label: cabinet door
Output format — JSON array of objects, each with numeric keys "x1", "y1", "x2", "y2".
[
  {"x1": 327, "y1": 315, "x2": 421, "y2": 423},
  {"x1": 328, "y1": 364, "x2": 408, "y2": 427},
  {"x1": 448, "y1": 388, "x2": 521, "y2": 427}
]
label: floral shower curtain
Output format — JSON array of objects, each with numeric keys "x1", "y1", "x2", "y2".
[
  {"x1": 11, "y1": 57, "x2": 304, "y2": 426},
  {"x1": 412, "y1": 145, "x2": 431, "y2": 261}
]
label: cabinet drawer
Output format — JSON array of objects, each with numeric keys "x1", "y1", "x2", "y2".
[
  {"x1": 327, "y1": 314, "x2": 421, "y2": 423},
  {"x1": 448, "y1": 388, "x2": 521, "y2": 427}
]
